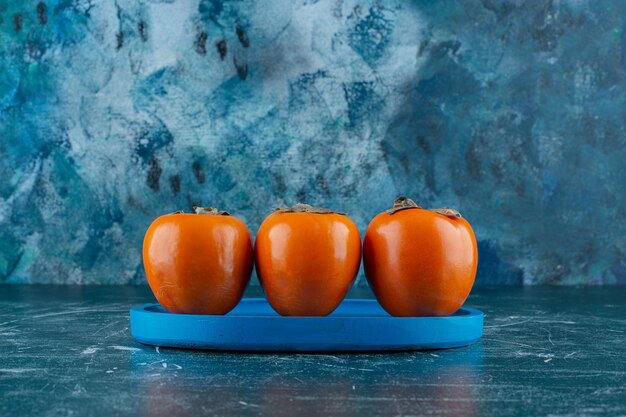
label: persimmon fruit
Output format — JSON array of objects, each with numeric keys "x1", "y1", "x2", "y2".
[
  {"x1": 255, "y1": 204, "x2": 362, "y2": 316},
  {"x1": 363, "y1": 197, "x2": 477, "y2": 317},
  {"x1": 143, "y1": 207, "x2": 253, "y2": 315}
]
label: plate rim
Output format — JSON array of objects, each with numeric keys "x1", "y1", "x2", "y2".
[{"x1": 130, "y1": 298, "x2": 484, "y2": 321}]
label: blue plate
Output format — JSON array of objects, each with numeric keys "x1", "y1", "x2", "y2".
[{"x1": 130, "y1": 298, "x2": 483, "y2": 351}]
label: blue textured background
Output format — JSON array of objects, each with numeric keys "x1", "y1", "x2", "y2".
[{"x1": 1, "y1": 0, "x2": 625, "y2": 285}]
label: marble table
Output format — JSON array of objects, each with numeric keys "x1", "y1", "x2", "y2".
[{"x1": 1, "y1": 285, "x2": 624, "y2": 416}]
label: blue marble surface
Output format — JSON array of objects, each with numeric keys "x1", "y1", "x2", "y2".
[{"x1": 1, "y1": 1, "x2": 625, "y2": 285}]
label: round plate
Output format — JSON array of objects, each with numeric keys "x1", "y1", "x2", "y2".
[{"x1": 130, "y1": 298, "x2": 483, "y2": 351}]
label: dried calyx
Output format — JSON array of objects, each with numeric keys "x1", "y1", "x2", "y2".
[
  {"x1": 430, "y1": 208, "x2": 462, "y2": 218},
  {"x1": 386, "y1": 196, "x2": 462, "y2": 219},
  {"x1": 386, "y1": 196, "x2": 422, "y2": 214},
  {"x1": 274, "y1": 203, "x2": 345, "y2": 215},
  {"x1": 189, "y1": 206, "x2": 230, "y2": 215}
]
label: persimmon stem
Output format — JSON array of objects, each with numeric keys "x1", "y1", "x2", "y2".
[
  {"x1": 386, "y1": 196, "x2": 422, "y2": 214},
  {"x1": 393, "y1": 197, "x2": 421, "y2": 209},
  {"x1": 274, "y1": 203, "x2": 344, "y2": 215},
  {"x1": 387, "y1": 196, "x2": 463, "y2": 218},
  {"x1": 193, "y1": 206, "x2": 230, "y2": 215}
]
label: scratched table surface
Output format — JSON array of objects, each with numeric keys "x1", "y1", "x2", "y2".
[{"x1": 0, "y1": 286, "x2": 625, "y2": 417}]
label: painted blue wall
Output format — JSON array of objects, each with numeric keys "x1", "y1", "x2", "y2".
[{"x1": 1, "y1": 0, "x2": 625, "y2": 285}]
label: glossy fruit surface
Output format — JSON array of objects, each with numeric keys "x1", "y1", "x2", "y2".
[
  {"x1": 363, "y1": 199, "x2": 477, "y2": 317},
  {"x1": 143, "y1": 209, "x2": 253, "y2": 315},
  {"x1": 255, "y1": 205, "x2": 362, "y2": 316}
]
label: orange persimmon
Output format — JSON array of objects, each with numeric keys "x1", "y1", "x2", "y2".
[
  {"x1": 255, "y1": 204, "x2": 362, "y2": 316},
  {"x1": 363, "y1": 197, "x2": 477, "y2": 317},
  {"x1": 143, "y1": 207, "x2": 253, "y2": 315}
]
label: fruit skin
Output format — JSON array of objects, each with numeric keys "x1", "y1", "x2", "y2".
[
  {"x1": 255, "y1": 212, "x2": 362, "y2": 316},
  {"x1": 363, "y1": 208, "x2": 477, "y2": 317},
  {"x1": 143, "y1": 213, "x2": 253, "y2": 315}
]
